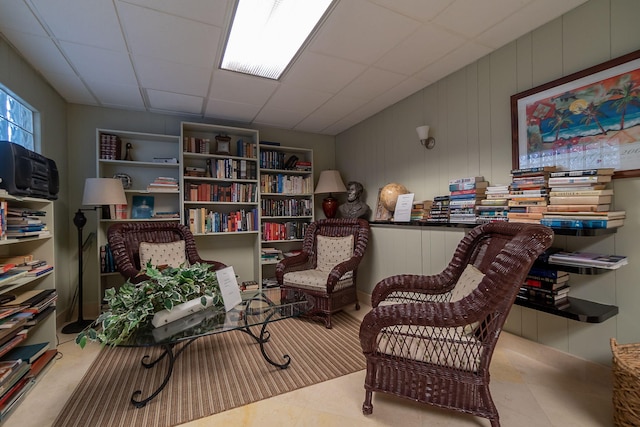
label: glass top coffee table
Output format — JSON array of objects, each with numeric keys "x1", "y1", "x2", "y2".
[{"x1": 117, "y1": 288, "x2": 311, "y2": 407}]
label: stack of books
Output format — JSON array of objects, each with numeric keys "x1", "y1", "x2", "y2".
[
  {"x1": 410, "y1": 200, "x2": 432, "y2": 222},
  {"x1": 448, "y1": 176, "x2": 488, "y2": 224},
  {"x1": 261, "y1": 247, "x2": 283, "y2": 264},
  {"x1": 548, "y1": 251, "x2": 628, "y2": 270},
  {"x1": 147, "y1": 177, "x2": 179, "y2": 192},
  {"x1": 541, "y1": 168, "x2": 624, "y2": 229},
  {"x1": 0, "y1": 341, "x2": 57, "y2": 421},
  {"x1": 507, "y1": 166, "x2": 556, "y2": 223},
  {"x1": 518, "y1": 265, "x2": 571, "y2": 309},
  {"x1": 426, "y1": 195, "x2": 450, "y2": 223},
  {"x1": 476, "y1": 184, "x2": 510, "y2": 223},
  {"x1": 4, "y1": 208, "x2": 48, "y2": 239}
]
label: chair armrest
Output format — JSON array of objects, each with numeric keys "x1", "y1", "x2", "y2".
[
  {"x1": 359, "y1": 300, "x2": 488, "y2": 353},
  {"x1": 326, "y1": 255, "x2": 363, "y2": 292},
  {"x1": 370, "y1": 271, "x2": 457, "y2": 307},
  {"x1": 275, "y1": 252, "x2": 312, "y2": 284}
]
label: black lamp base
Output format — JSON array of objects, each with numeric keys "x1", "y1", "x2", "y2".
[{"x1": 61, "y1": 318, "x2": 95, "y2": 335}]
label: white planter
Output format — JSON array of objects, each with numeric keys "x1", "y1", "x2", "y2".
[{"x1": 151, "y1": 295, "x2": 215, "y2": 328}]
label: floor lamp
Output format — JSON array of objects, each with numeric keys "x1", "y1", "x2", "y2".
[
  {"x1": 61, "y1": 178, "x2": 127, "y2": 334},
  {"x1": 314, "y1": 170, "x2": 346, "y2": 218}
]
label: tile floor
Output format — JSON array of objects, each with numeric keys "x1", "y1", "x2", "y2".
[{"x1": 7, "y1": 302, "x2": 614, "y2": 427}]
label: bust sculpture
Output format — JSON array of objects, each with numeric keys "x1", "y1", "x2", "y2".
[{"x1": 339, "y1": 181, "x2": 370, "y2": 219}]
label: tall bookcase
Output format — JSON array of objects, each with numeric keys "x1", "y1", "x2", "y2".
[
  {"x1": 180, "y1": 122, "x2": 261, "y2": 286},
  {"x1": 0, "y1": 192, "x2": 57, "y2": 350},
  {"x1": 259, "y1": 144, "x2": 314, "y2": 286},
  {"x1": 95, "y1": 129, "x2": 181, "y2": 303}
]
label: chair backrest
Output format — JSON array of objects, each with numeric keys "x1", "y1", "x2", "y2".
[
  {"x1": 107, "y1": 221, "x2": 203, "y2": 283},
  {"x1": 302, "y1": 218, "x2": 370, "y2": 268}
]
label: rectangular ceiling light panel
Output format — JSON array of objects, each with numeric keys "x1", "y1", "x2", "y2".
[{"x1": 221, "y1": 0, "x2": 333, "y2": 80}]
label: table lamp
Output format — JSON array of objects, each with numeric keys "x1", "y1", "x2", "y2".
[
  {"x1": 314, "y1": 170, "x2": 346, "y2": 218},
  {"x1": 61, "y1": 178, "x2": 127, "y2": 334}
]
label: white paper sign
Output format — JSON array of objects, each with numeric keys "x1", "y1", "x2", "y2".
[
  {"x1": 393, "y1": 193, "x2": 415, "y2": 222},
  {"x1": 216, "y1": 266, "x2": 243, "y2": 312}
]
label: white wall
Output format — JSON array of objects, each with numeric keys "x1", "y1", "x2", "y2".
[{"x1": 337, "y1": 0, "x2": 640, "y2": 365}]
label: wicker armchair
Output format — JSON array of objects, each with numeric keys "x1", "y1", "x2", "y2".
[
  {"x1": 359, "y1": 222, "x2": 554, "y2": 427},
  {"x1": 276, "y1": 218, "x2": 370, "y2": 328},
  {"x1": 107, "y1": 221, "x2": 226, "y2": 284}
]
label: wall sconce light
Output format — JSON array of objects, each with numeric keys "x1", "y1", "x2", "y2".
[{"x1": 416, "y1": 125, "x2": 435, "y2": 149}]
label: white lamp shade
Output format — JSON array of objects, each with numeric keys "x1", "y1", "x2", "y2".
[
  {"x1": 416, "y1": 125, "x2": 430, "y2": 140},
  {"x1": 314, "y1": 170, "x2": 347, "y2": 194},
  {"x1": 82, "y1": 178, "x2": 127, "y2": 206}
]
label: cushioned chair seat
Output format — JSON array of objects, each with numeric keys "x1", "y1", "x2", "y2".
[{"x1": 283, "y1": 270, "x2": 353, "y2": 292}]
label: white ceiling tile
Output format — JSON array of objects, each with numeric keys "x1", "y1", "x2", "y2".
[
  {"x1": 135, "y1": 56, "x2": 211, "y2": 96},
  {"x1": 339, "y1": 67, "x2": 406, "y2": 100},
  {"x1": 265, "y1": 85, "x2": 333, "y2": 117},
  {"x1": 60, "y1": 41, "x2": 137, "y2": 85},
  {"x1": 367, "y1": 0, "x2": 455, "y2": 22},
  {"x1": 209, "y1": 71, "x2": 279, "y2": 105},
  {"x1": 44, "y1": 71, "x2": 96, "y2": 105},
  {"x1": 146, "y1": 89, "x2": 203, "y2": 114},
  {"x1": 86, "y1": 80, "x2": 145, "y2": 108},
  {"x1": 120, "y1": 0, "x2": 232, "y2": 27},
  {"x1": 374, "y1": 24, "x2": 466, "y2": 75},
  {"x1": 30, "y1": 0, "x2": 126, "y2": 51},
  {"x1": 476, "y1": 0, "x2": 589, "y2": 48},
  {"x1": 0, "y1": 29, "x2": 75, "y2": 76},
  {"x1": 253, "y1": 106, "x2": 308, "y2": 130},
  {"x1": 118, "y1": 2, "x2": 221, "y2": 68},
  {"x1": 0, "y1": 0, "x2": 48, "y2": 36},
  {"x1": 309, "y1": 0, "x2": 421, "y2": 65},
  {"x1": 204, "y1": 98, "x2": 261, "y2": 123},
  {"x1": 414, "y1": 42, "x2": 492, "y2": 82},
  {"x1": 433, "y1": 0, "x2": 530, "y2": 38},
  {"x1": 284, "y1": 52, "x2": 367, "y2": 94},
  {"x1": 295, "y1": 94, "x2": 370, "y2": 133}
]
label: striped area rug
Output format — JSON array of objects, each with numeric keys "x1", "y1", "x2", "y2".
[{"x1": 53, "y1": 312, "x2": 365, "y2": 427}]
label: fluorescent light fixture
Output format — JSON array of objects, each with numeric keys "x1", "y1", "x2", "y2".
[{"x1": 221, "y1": 0, "x2": 333, "y2": 80}]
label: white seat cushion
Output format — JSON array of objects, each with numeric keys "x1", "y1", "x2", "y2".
[
  {"x1": 139, "y1": 240, "x2": 187, "y2": 268},
  {"x1": 316, "y1": 234, "x2": 354, "y2": 272},
  {"x1": 283, "y1": 269, "x2": 353, "y2": 293}
]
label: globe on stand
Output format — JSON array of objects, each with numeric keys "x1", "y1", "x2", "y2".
[{"x1": 380, "y1": 183, "x2": 409, "y2": 212}]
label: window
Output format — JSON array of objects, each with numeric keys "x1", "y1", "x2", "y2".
[{"x1": 0, "y1": 86, "x2": 35, "y2": 151}]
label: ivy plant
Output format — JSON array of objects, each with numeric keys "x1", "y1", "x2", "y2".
[{"x1": 76, "y1": 262, "x2": 223, "y2": 348}]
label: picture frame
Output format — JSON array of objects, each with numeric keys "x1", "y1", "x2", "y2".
[
  {"x1": 511, "y1": 48, "x2": 640, "y2": 178},
  {"x1": 215, "y1": 135, "x2": 231, "y2": 155},
  {"x1": 373, "y1": 187, "x2": 392, "y2": 222},
  {"x1": 131, "y1": 195, "x2": 154, "y2": 219}
]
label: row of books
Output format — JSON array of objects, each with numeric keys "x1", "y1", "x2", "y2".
[
  {"x1": 518, "y1": 265, "x2": 571, "y2": 309},
  {"x1": 260, "y1": 174, "x2": 313, "y2": 195},
  {"x1": 261, "y1": 221, "x2": 309, "y2": 242},
  {"x1": 100, "y1": 244, "x2": 117, "y2": 274},
  {"x1": 261, "y1": 198, "x2": 313, "y2": 217},
  {"x1": 0, "y1": 254, "x2": 54, "y2": 288},
  {"x1": 206, "y1": 158, "x2": 257, "y2": 180},
  {"x1": 448, "y1": 176, "x2": 488, "y2": 224},
  {"x1": 184, "y1": 182, "x2": 258, "y2": 203},
  {"x1": 186, "y1": 208, "x2": 259, "y2": 234},
  {"x1": 99, "y1": 132, "x2": 122, "y2": 160}
]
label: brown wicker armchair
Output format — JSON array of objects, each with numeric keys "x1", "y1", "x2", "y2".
[
  {"x1": 359, "y1": 222, "x2": 554, "y2": 427},
  {"x1": 276, "y1": 218, "x2": 370, "y2": 328},
  {"x1": 107, "y1": 221, "x2": 226, "y2": 284}
]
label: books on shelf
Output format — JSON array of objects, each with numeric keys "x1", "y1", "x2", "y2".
[
  {"x1": 0, "y1": 270, "x2": 27, "y2": 287},
  {"x1": 2, "y1": 342, "x2": 49, "y2": 364},
  {"x1": 548, "y1": 175, "x2": 612, "y2": 185},
  {"x1": 147, "y1": 177, "x2": 179, "y2": 192},
  {"x1": 549, "y1": 168, "x2": 615, "y2": 177},
  {"x1": 548, "y1": 252, "x2": 628, "y2": 269},
  {"x1": 548, "y1": 195, "x2": 612, "y2": 205}
]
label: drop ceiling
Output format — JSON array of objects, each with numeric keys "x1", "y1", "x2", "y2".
[{"x1": 0, "y1": 0, "x2": 586, "y2": 135}]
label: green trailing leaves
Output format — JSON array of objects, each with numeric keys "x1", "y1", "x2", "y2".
[{"x1": 76, "y1": 262, "x2": 223, "y2": 347}]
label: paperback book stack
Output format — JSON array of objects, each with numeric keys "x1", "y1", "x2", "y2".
[
  {"x1": 448, "y1": 176, "x2": 488, "y2": 224},
  {"x1": 476, "y1": 184, "x2": 510, "y2": 223},
  {"x1": 518, "y1": 265, "x2": 571, "y2": 309},
  {"x1": 548, "y1": 251, "x2": 628, "y2": 270},
  {"x1": 0, "y1": 340, "x2": 57, "y2": 422},
  {"x1": 260, "y1": 247, "x2": 283, "y2": 264},
  {"x1": 541, "y1": 168, "x2": 624, "y2": 229},
  {"x1": 507, "y1": 166, "x2": 556, "y2": 224},
  {"x1": 5, "y1": 208, "x2": 48, "y2": 239},
  {"x1": 426, "y1": 195, "x2": 450, "y2": 223},
  {"x1": 147, "y1": 176, "x2": 179, "y2": 192},
  {"x1": 410, "y1": 200, "x2": 432, "y2": 222}
]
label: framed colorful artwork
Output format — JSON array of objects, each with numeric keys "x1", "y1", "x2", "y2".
[{"x1": 511, "y1": 49, "x2": 640, "y2": 178}]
